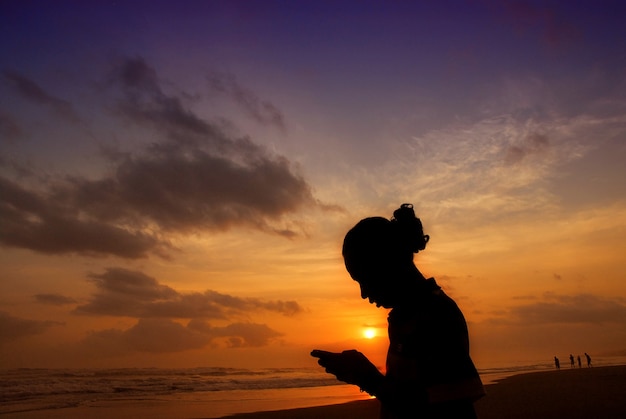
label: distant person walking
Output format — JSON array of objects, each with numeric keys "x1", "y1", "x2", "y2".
[
  {"x1": 554, "y1": 356, "x2": 560, "y2": 370},
  {"x1": 585, "y1": 353, "x2": 592, "y2": 367},
  {"x1": 569, "y1": 354, "x2": 575, "y2": 368},
  {"x1": 577, "y1": 355, "x2": 582, "y2": 368}
]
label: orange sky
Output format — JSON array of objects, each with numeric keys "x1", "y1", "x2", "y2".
[{"x1": 1, "y1": 1, "x2": 626, "y2": 371}]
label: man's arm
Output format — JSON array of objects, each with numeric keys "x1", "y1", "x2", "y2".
[{"x1": 311, "y1": 349, "x2": 427, "y2": 410}]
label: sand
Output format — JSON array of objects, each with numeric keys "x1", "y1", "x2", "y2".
[{"x1": 223, "y1": 365, "x2": 626, "y2": 419}]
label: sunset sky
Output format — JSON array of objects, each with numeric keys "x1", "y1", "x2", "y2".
[{"x1": 1, "y1": 0, "x2": 625, "y2": 371}]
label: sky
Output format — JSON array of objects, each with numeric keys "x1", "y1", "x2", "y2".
[{"x1": 1, "y1": 0, "x2": 626, "y2": 371}]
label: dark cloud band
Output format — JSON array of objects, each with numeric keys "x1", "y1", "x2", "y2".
[
  {"x1": 0, "y1": 57, "x2": 322, "y2": 258},
  {"x1": 74, "y1": 267, "x2": 303, "y2": 319}
]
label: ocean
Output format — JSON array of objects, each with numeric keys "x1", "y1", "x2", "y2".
[{"x1": 2, "y1": 356, "x2": 625, "y2": 418}]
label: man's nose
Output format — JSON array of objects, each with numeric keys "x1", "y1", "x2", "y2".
[{"x1": 359, "y1": 284, "x2": 368, "y2": 299}]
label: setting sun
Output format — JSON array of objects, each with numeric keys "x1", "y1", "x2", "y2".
[{"x1": 363, "y1": 328, "x2": 377, "y2": 339}]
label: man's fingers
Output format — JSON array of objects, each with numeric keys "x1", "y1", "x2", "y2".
[{"x1": 311, "y1": 349, "x2": 334, "y2": 358}]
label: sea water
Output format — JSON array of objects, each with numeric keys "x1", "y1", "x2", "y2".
[
  {"x1": 0, "y1": 367, "x2": 369, "y2": 417},
  {"x1": 2, "y1": 356, "x2": 625, "y2": 418}
]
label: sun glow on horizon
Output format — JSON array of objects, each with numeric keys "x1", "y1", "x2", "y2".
[{"x1": 363, "y1": 328, "x2": 377, "y2": 339}]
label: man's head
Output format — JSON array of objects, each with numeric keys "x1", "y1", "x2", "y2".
[{"x1": 342, "y1": 204, "x2": 429, "y2": 308}]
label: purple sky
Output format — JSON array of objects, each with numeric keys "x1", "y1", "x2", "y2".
[{"x1": 1, "y1": 0, "x2": 626, "y2": 369}]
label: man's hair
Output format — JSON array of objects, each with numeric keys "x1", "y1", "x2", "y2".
[{"x1": 342, "y1": 204, "x2": 429, "y2": 282}]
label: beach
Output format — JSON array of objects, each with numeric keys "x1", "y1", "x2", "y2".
[
  {"x1": 224, "y1": 365, "x2": 626, "y2": 419},
  {"x1": 2, "y1": 365, "x2": 625, "y2": 418}
]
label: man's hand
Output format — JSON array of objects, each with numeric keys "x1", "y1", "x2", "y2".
[{"x1": 311, "y1": 349, "x2": 383, "y2": 393}]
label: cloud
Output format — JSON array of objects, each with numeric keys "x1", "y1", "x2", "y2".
[
  {"x1": 62, "y1": 143, "x2": 314, "y2": 235},
  {"x1": 106, "y1": 57, "x2": 216, "y2": 139},
  {"x1": 488, "y1": 293, "x2": 626, "y2": 326},
  {"x1": 0, "y1": 311, "x2": 62, "y2": 341},
  {"x1": 0, "y1": 176, "x2": 171, "y2": 259},
  {"x1": 0, "y1": 111, "x2": 22, "y2": 142},
  {"x1": 2, "y1": 70, "x2": 79, "y2": 122},
  {"x1": 74, "y1": 267, "x2": 303, "y2": 319},
  {"x1": 34, "y1": 294, "x2": 77, "y2": 305},
  {"x1": 207, "y1": 71, "x2": 286, "y2": 131},
  {"x1": 503, "y1": 132, "x2": 550, "y2": 165},
  {"x1": 96, "y1": 59, "x2": 317, "y2": 234},
  {"x1": 189, "y1": 320, "x2": 283, "y2": 348},
  {"x1": 494, "y1": 1, "x2": 580, "y2": 49},
  {"x1": 81, "y1": 318, "x2": 282, "y2": 353},
  {"x1": 84, "y1": 319, "x2": 209, "y2": 353},
  {"x1": 0, "y1": 56, "x2": 322, "y2": 258},
  {"x1": 71, "y1": 267, "x2": 298, "y2": 354},
  {"x1": 376, "y1": 112, "x2": 604, "y2": 225}
]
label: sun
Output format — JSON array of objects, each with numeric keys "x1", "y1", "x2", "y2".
[{"x1": 363, "y1": 328, "x2": 377, "y2": 339}]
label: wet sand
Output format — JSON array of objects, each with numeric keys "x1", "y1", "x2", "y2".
[{"x1": 223, "y1": 365, "x2": 626, "y2": 419}]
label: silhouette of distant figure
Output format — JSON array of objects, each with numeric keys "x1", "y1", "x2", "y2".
[
  {"x1": 569, "y1": 354, "x2": 575, "y2": 368},
  {"x1": 577, "y1": 355, "x2": 582, "y2": 368},
  {"x1": 312, "y1": 204, "x2": 484, "y2": 418},
  {"x1": 585, "y1": 353, "x2": 592, "y2": 367},
  {"x1": 554, "y1": 356, "x2": 560, "y2": 369}
]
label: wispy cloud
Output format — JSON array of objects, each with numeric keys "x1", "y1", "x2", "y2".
[
  {"x1": 494, "y1": 0, "x2": 581, "y2": 49},
  {"x1": 0, "y1": 111, "x2": 22, "y2": 142},
  {"x1": 503, "y1": 132, "x2": 550, "y2": 165},
  {"x1": 374, "y1": 113, "x2": 608, "y2": 223},
  {"x1": 207, "y1": 71, "x2": 286, "y2": 131},
  {"x1": 2, "y1": 70, "x2": 79, "y2": 122},
  {"x1": 106, "y1": 57, "x2": 216, "y2": 139}
]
